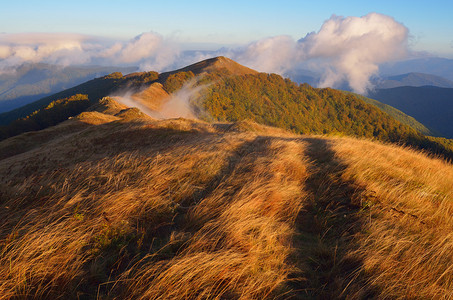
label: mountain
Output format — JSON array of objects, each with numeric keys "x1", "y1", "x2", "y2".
[
  {"x1": 343, "y1": 91, "x2": 433, "y2": 135},
  {"x1": 0, "y1": 70, "x2": 152, "y2": 126},
  {"x1": 373, "y1": 72, "x2": 453, "y2": 89},
  {"x1": 0, "y1": 57, "x2": 250, "y2": 126},
  {"x1": 162, "y1": 56, "x2": 258, "y2": 77},
  {"x1": 1, "y1": 56, "x2": 453, "y2": 160},
  {"x1": 379, "y1": 57, "x2": 453, "y2": 81},
  {"x1": 0, "y1": 63, "x2": 137, "y2": 113},
  {"x1": 369, "y1": 86, "x2": 453, "y2": 138},
  {"x1": 283, "y1": 68, "x2": 319, "y2": 86},
  {"x1": 0, "y1": 102, "x2": 452, "y2": 298}
]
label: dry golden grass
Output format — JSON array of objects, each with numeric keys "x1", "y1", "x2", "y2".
[
  {"x1": 170, "y1": 56, "x2": 258, "y2": 78},
  {"x1": 0, "y1": 106, "x2": 452, "y2": 299},
  {"x1": 75, "y1": 111, "x2": 121, "y2": 125},
  {"x1": 331, "y1": 137, "x2": 453, "y2": 299},
  {"x1": 122, "y1": 137, "x2": 308, "y2": 299},
  {"x1": 131, "y1": 82, "x2": 170, "y2": 111}
]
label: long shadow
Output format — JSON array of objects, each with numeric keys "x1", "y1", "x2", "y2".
[
  {"x1": 4, "y1": 118, "x2": 271, "y2": 298},
  {"x1": 98, "y1": 135, "x2": 273, "y2": 297},
  {"x1": 287, "y1": 137, "x2": 379, "y2": 299},
  {"x1": 176, "y1": 135, "x2": 272, "y2": 231}
]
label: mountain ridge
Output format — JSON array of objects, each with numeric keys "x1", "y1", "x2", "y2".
[
  {"x1": 1, "y1": 56, "x2": 453, "y2": 160},
  {"x1": 373, "y1": 72, "x2": 453, "y2": 89},
  {"x1": 161, "y1": 56, "x2": 258, "y2": 77},
  {"x1": 0, "y1": 63, "x2": 137, "y2": 113}
]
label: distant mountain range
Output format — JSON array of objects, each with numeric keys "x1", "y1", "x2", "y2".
[
  {"x1": 379, "y1": 57, "x2": 453, "y2": 81},
  {"x1": 0, "y1": 63, "x2": 137, "y2": 113},
  {"x1": 284, "y1": 68, "x2": 319, "y2": 87},
  {"x1": 372, "y1": 72, "x2": 453, "y2": 89},
  {"x1": 369, "y1": 86, "x2": 453, "y2": 138},
  {"x1": 286, "y1": 68, "x2": 453, "y2": 91}
]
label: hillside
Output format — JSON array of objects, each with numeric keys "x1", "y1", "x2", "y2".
[
  {"x1": 0, "y1": 56, "x2": 247, "y2": 127},
  {"x1": 369, "y1": 86, "x2": 453, "y2": 138},
  {"x1": 198, "y1": 72, "x2": 453, "y2": 159},
  {"x1": 0, "y1": 63, "x2": 137, "y2": 113},
  {"x1": 0, "y1": 103, "x2": 452, "y2": 299},
  {"x1": 373, "y1": 72, "x2": 453, "y2": 89},
  {"x1": 2, "y1": 56, "x2": 453, "y2": 160},
  {"x1": 344, "y1": 91, "x2": 433, "y2": 135},
  {"x1": 0, "y1": 70, "x2": 158, "y2": 126}
]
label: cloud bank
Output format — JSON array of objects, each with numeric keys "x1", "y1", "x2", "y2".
[
  {"x1": 227, "y1": 13, "x2": 409, "y2": 93},
  {"x1": 0, "y1": 13, "x2": 409, "y2": 93},
  {"x1": 0, "y1": 32, "x2": 179, "y2": 72}
]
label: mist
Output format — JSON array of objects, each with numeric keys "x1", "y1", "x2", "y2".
[
  {"x1": 112, "y1": 80, "x2": 206, "y2": 120},
  {"x1": 110, "y1": 91, "x2": 164, "y2": 119},
  {"x1": 159, "y1": 81, "x2": 206, "y2": 119}
]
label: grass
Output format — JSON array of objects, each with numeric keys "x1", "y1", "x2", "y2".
[
  {"x1": 0, "y1": 106, "x2": 452, "y2": 299},
  {"x1": 331, "y1": 137, "x2": 453, "y2": 298}
]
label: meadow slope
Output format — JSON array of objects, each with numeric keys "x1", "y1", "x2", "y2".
[{"x1": 0, "y1": 102, "x2": 452, "y2": 299}]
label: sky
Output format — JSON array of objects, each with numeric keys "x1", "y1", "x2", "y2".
[
  {"x1": 1, "y1": 0, "x2": 453, "y2": 92},
  {"x1": 2, "y1": 0, "x2": 453, "y2": 55}
]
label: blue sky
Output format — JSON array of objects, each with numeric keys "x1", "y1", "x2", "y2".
[{"x1": 2, "y1": 0, "x2": 453, "y2": 57}]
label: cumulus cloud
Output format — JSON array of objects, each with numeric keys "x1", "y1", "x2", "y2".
[
  {"x1": 223, "y1": 13, "x2": 409, "y2": 93},
  {"x1": 0, "y1": 13, "x2": 409, "y2": 92},
  {"x1": 0, "y1": 33, "x2": 90, "y2": 70},
  {"x1": 100, "y1": 32, "x2": 180, "y2": 70},
  {"x1": 298, "y1": 13, "x2": 409, "y2": 93},
  {"x1": 229, "y1": 36, "x2": 298, "y2": 74}
]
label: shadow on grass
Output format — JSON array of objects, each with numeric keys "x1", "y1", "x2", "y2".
[
  {"x1": 287, "y1": 137, "x2": 380, "y2": 299},
  {"x1": 96, "y1": 135, "x2": 273, "y2": 298}
]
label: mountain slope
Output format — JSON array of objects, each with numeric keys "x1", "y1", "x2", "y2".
[
  {"x1": 0, "y1": 105, "x2": 452, "y2": 299},
  {"x1": 198, "y1": 72, "x2": 453, "y2": 159},
  {"x1": 369, "y1": 86, "x2": 453, "y2": 138},
  {"x1": 0, "y1": 56, "x2": 250, "y2": 127},
  {"x1": 2, "y1": 56, "x2": 453, "y2": 160},
  {"x1": 0, "y1": 70, "x2": 159, "y2": 126},
  {"x1": 345, "y1": 91, "x2": 433, "y2": 135},
  {"x1": 0, "y1": 63, "x2": 137, "y2": 113}
]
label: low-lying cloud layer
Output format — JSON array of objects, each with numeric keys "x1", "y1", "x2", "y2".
[
  {"x1": 0, "y1": 32, "x2": 179, "y2": 72},
  {"x1": 0, "y1": 13, "x2": 409, "y2": 93}
]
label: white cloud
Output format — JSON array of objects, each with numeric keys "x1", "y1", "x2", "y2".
[
  {"x1": 219, "y1": 13, "x2": 409, "y2": 93},
  {"x1": 0, "y1": 32, "x2": 180, "y2": 72},
  {"x1": 230, "y1": 35, "x2": 298, "y2": 74},
  {"x1": 298, "y1": 13, "x2": 409, "y2": 93},
  {"x1": 0, "y1": 13, "x2": 409, "y2": 92}
]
